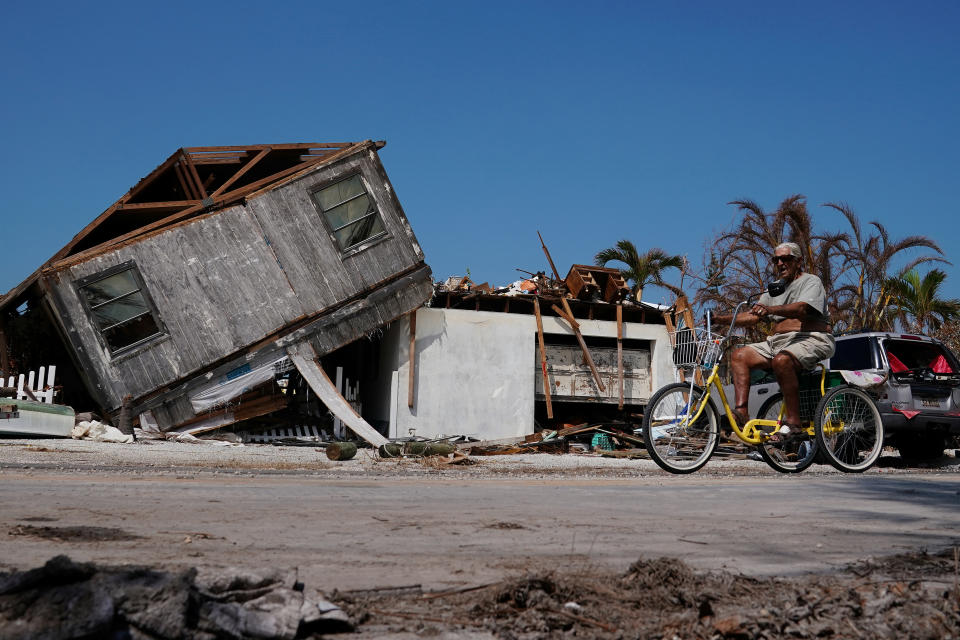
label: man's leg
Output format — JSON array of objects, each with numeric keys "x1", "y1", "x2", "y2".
[
  {"x1": 730, "y1": 346, "x2": 771, "y2": 424},
  {"x1": 771, "y1": 352, "x2": 803, "y2": 427}
]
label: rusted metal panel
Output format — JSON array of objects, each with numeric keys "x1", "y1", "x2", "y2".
[{"x1": 535, "y1": 343, "x2": 652, "y2": 404}]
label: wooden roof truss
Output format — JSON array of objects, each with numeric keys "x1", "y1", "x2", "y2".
[{"x1": 54, "y1": 141, "x2": 373, "y2": 265}]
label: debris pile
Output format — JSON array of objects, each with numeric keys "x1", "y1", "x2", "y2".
[
  {"x1": 334, "y1": 550, "x2": 960, "y2": 639},
  {"x1": 0, "y1": 556, "x2": 351, "y2": 640}
]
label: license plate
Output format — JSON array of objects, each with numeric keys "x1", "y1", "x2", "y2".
[{"x1": 920, "y1": 397, "x2": 942, "y2": 408}]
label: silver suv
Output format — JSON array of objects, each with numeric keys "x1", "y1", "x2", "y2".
[{"x1": 828, "y1": 331, "x2": 960, "y2": 460}]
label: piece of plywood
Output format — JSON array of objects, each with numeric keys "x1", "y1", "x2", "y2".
[{"x1": 287, "y1": 341, "x2": 388, "y2": 447}]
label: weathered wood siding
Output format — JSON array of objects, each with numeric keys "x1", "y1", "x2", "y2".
[
  {"x1": 44, "y1": 147, "x2": 427, "y2": 411},
  {"x1": 245, "y1": 147, "x2": 424, "y2": 309}
]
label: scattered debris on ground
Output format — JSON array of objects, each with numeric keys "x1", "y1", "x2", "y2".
[{"x1": 335, "y1": 549, "x2": 960, "y2": 639}]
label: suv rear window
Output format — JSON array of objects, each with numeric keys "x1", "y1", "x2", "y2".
[
  {"x1": 885, "y1": 339, "x2": 957, "y2": 373},
  {"x1": 829, "y1": 337, "x2": 876, "y2": 370}
]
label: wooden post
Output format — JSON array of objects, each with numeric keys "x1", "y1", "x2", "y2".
[
  {"x1": 560, "y1": 298, "x2": 605, "y2": 393},
  {"x1": 533, "y1": 297, "x2": 553, "y2": 419},
  {"x1": 0, "y1": 313, "x2": 9, "y2": 379},
  {"x1": 118, "y1": 394, "x2": 135, "y2": 438},
  {"x1": 408, "y1": 310, "x2": 416, "y2": 408},
  {"x1": 617, "y1": 304, "x2": 624, "y2": 410}
]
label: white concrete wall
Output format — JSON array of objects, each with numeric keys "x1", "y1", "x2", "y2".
[{"x1": 383, "y1": 307, "x2": 535, "y2": 440}]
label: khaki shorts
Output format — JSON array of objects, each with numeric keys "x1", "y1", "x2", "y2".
[{"x1": 746, "y1": 331, "x2": 836, "y2": 369}]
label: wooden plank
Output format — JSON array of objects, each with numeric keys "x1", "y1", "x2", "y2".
[
  {"x1": 550, "y1": 304, "x2": 580, "y2": 330},
  {"x1": 617, "y1": 304, "x2": 624, "y2": 410},
  {"x1": 533, "y1": 297, "x2": 553, "y2": 419},
  {"x1": 185, "y1": 143, "x2": 352, "y2": 153},
  {"x1": 560, "y1": 298, "x2": 605, "y2": 392},
  {"x1": 182, "y1": 152, "x2": 208, "y2": 199},
  {"x1": 211, "y1": 147, "x2": 271, "y2": 197},
  {"x1": 287, "y1": 340, "x2": 388, "y2": 447},
  {"x1": 117, "y1": 200, "x2": 200, "y2": 210},
  {"x1": 190, "y1": 154, "x2": 249, "y2": 165},
  {"x1": 407, "y1": 310, "x2": 416, "y2": 408},
  {"x1": 174, "y1": 160, "x2": 198, "y2": 200}
]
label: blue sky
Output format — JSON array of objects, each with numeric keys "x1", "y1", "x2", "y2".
[{"x1": 2, "y1": 1, "x2": 958, "y2": 307}]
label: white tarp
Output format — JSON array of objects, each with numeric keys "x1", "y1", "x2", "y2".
[{"x1": 190, "y1": 356, "x2": 288, "y2": 412}]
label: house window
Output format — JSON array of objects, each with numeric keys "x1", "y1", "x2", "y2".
[
  {"x1": 78, "y1": 264, "x2": 163, "y2": 354},
  {"x1": 312, "y1": 174, "x2": 386, "y2": 251}
]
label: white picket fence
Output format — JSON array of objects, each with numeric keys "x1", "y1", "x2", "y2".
[
  {"x1": 3, "y1": 365, "x2": 57, "y2": 404},
  {"x1": 242, "y1": 423, "x2": 324, "y2": 443}
]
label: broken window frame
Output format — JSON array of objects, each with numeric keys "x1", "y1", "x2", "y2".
[
  {"x1": 310, "y1": 173, "x2": 389, "y2": 255},
  {"x1": 76, "y1": 261, "x2": 165, "y2": 357}
]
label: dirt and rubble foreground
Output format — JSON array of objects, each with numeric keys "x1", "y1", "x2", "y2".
[
  {"x1": 1, "y1": 549, "x2": 958, "y2": 639},
  {"x1": 337, "y1": 550, "x2": 960, "y2": 640}
]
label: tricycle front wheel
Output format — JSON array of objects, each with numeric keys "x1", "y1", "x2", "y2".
[{"x1": 642, "y1": 382, "x2": 720, "y2": 474}]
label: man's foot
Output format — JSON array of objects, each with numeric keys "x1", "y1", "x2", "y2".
[
  {"x1": 731, "y1": 405, "x2": 749, "y2": 427},
  {"x1": 767, "y1": 423, "x2": 806, "y2": 446}
]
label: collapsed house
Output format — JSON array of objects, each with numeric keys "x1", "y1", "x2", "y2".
[
  {"x1": 0, "y1": 141, "x2": 431, "y2": 444},
  {"x1": 0, "y1": 141, "x2": 678, "y2": 445}
]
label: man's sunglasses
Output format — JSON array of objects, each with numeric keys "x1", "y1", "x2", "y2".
[{"x1": 772, "y1": 255, "x2": 797, "y2": 264}]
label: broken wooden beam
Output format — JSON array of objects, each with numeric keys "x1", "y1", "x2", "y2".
[
  {"x1": 617, "y1": 304, "x2": 624, "y2": 410},
  {"x1": 559, "y1": 298, "x2": 605, "y2": 392},
  {"x1": 533, "y1": 297, "x2": 553, "y2": 419},
  {"x1": 550, "y1": 304, "x2": 580, "y2": 330}
]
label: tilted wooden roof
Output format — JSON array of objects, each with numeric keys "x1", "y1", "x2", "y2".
[{"x1": 2, "y1": 141, "x2": 381, "y2": 308}]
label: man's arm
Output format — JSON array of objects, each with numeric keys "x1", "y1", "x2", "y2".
[
  {"x1": 750, "y1": 301, "x2": 817, "y2": 321},
  {"x1": 710, "y1": 311, "x2": 761, "y2": 328}
]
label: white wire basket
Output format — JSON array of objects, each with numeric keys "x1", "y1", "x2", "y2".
[{"x1": 670, "y1": 328, "x2": 724, "y2": 368}]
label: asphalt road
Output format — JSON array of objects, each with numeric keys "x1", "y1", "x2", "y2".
[{"x1": 3, "y1": 466, "x2": 959, "y2": 596}]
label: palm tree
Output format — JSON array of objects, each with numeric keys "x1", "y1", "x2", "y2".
[
  {"x1": 887, "y1": 269, "x2": 960, "y2": 333},
  {"x1": 594, "y1": 240, "x2": 684, "y2": 302},
  {"x1": 823, "y1": 202, "x2": 946, "y2": 331}
]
